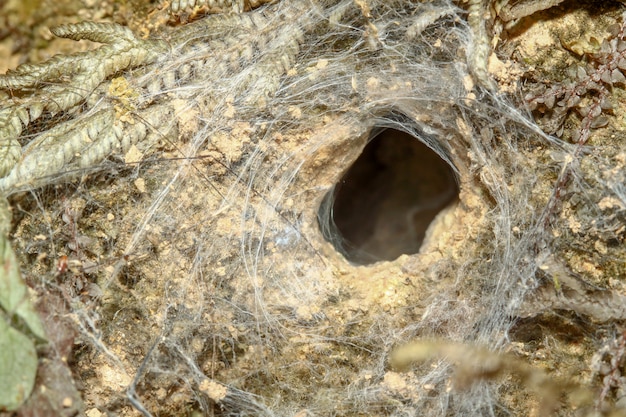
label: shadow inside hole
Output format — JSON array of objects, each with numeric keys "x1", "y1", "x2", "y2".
[{"x1": 319, "y1": 127, "x2": 459, "y2": 265}]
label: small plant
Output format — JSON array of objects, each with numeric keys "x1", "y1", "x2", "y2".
[
  {"x1": 593, "y1": 330, "x2": 626, "y2": 411},
  {"x1": 524, "y1": 10, "x2": 626, "y2": 146},
  {"x1": 521, "y1": 10, "x2": 626, "y2": 232}
]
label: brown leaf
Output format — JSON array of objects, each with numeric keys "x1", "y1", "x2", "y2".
[
  {"x1": 590, "y1": 115, "x2": 609, "y2": 129},
  {"x1": 600, "y1": 97, "x2": 614, "y2": 110},
  {"x1": 589, "y1": 104, "x2": 602, "y2": 119},
  {"x1": 611, "y1": 68, "x2": 626, "y2": 84},
  {"x1": 565, "y1": 94, "x2": 581, "y2": 108}
]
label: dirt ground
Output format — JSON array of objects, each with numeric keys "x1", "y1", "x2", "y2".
[{"x1": 1, "y1": 0, "x2": 625, "y2": 416}]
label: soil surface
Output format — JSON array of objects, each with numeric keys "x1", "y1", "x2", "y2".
[{"x1": 1, "y1": 1, "x2": 625, "y2": 416}]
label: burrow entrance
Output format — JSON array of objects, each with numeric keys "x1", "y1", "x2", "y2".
[{"x1": 319, "y1": 127, "x2": 459, "y2": 265}]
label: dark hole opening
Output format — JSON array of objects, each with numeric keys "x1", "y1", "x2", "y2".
[{"x1": 318, "y1": 127, "x2": 459, "y2": 265}]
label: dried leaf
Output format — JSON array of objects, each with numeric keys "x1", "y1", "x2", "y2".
[
  {"x1": 170, "y1": 0, "x2": 246, "y2": 14},
  {"x1": 600, "y1": 97, "x2": 614, "y2": 110},
  {"x1": 390, "y1": 340, "x2": 594, "y2": 416},
  {"x1": 28, "y1": 103, "x2": 43, "y2": 121},
  {"x1": 608, "y1": 22, "x2": 621, "y2": 37},
  {"x1": 15, "y1": 108, "x2": 29, "y2": 126},
  {"x1": 589, "y1": 104, "x2": 602, "y2": 119},
  {"x1": 590, "y1": 115, "x2": 609, "y2": 129},
  {"x1": 565, "y1": 94, "x2": 581, "y2": 108},
  {"x1": 566, "y1": 65, "x2": 578, "y2": 80},
  {"x1": 612, "y1": 68, "x2": 626, "y2": 84},
  {"x1": 591, "y1": 52, "x2": 609, "y2": 65},
  {"x1": 556, "y1": 124, "x2": 564, "y2": 137},
  {"x1": 524, "y1": 91, "x2": 538, "y2": 102},
  {"x1": 587, "y1": 81, "x2": 603, "y2": 92}
]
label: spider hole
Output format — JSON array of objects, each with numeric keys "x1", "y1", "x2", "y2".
[{"x1": 318, "y1": 125, "x2": 459, "y2": 265}]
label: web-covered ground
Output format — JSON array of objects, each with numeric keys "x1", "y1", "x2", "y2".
[{"x1": 0, "y1": 0, "x2": 625, "y2": 416}]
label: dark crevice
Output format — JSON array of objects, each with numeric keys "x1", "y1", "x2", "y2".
[{"x1": 319, "y1": 127, "x2": 459, "y2": 265}]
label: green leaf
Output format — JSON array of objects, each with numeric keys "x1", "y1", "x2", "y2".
[
  {"x1": 0, "y1": 318, "x2": 38, "y2": 411},
  {"x1": 0, "y1": 225, "x2": 46, "y2": 341},
  {"x1": 0, "y1": 198, "x2": 45, "y2": 411}
]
